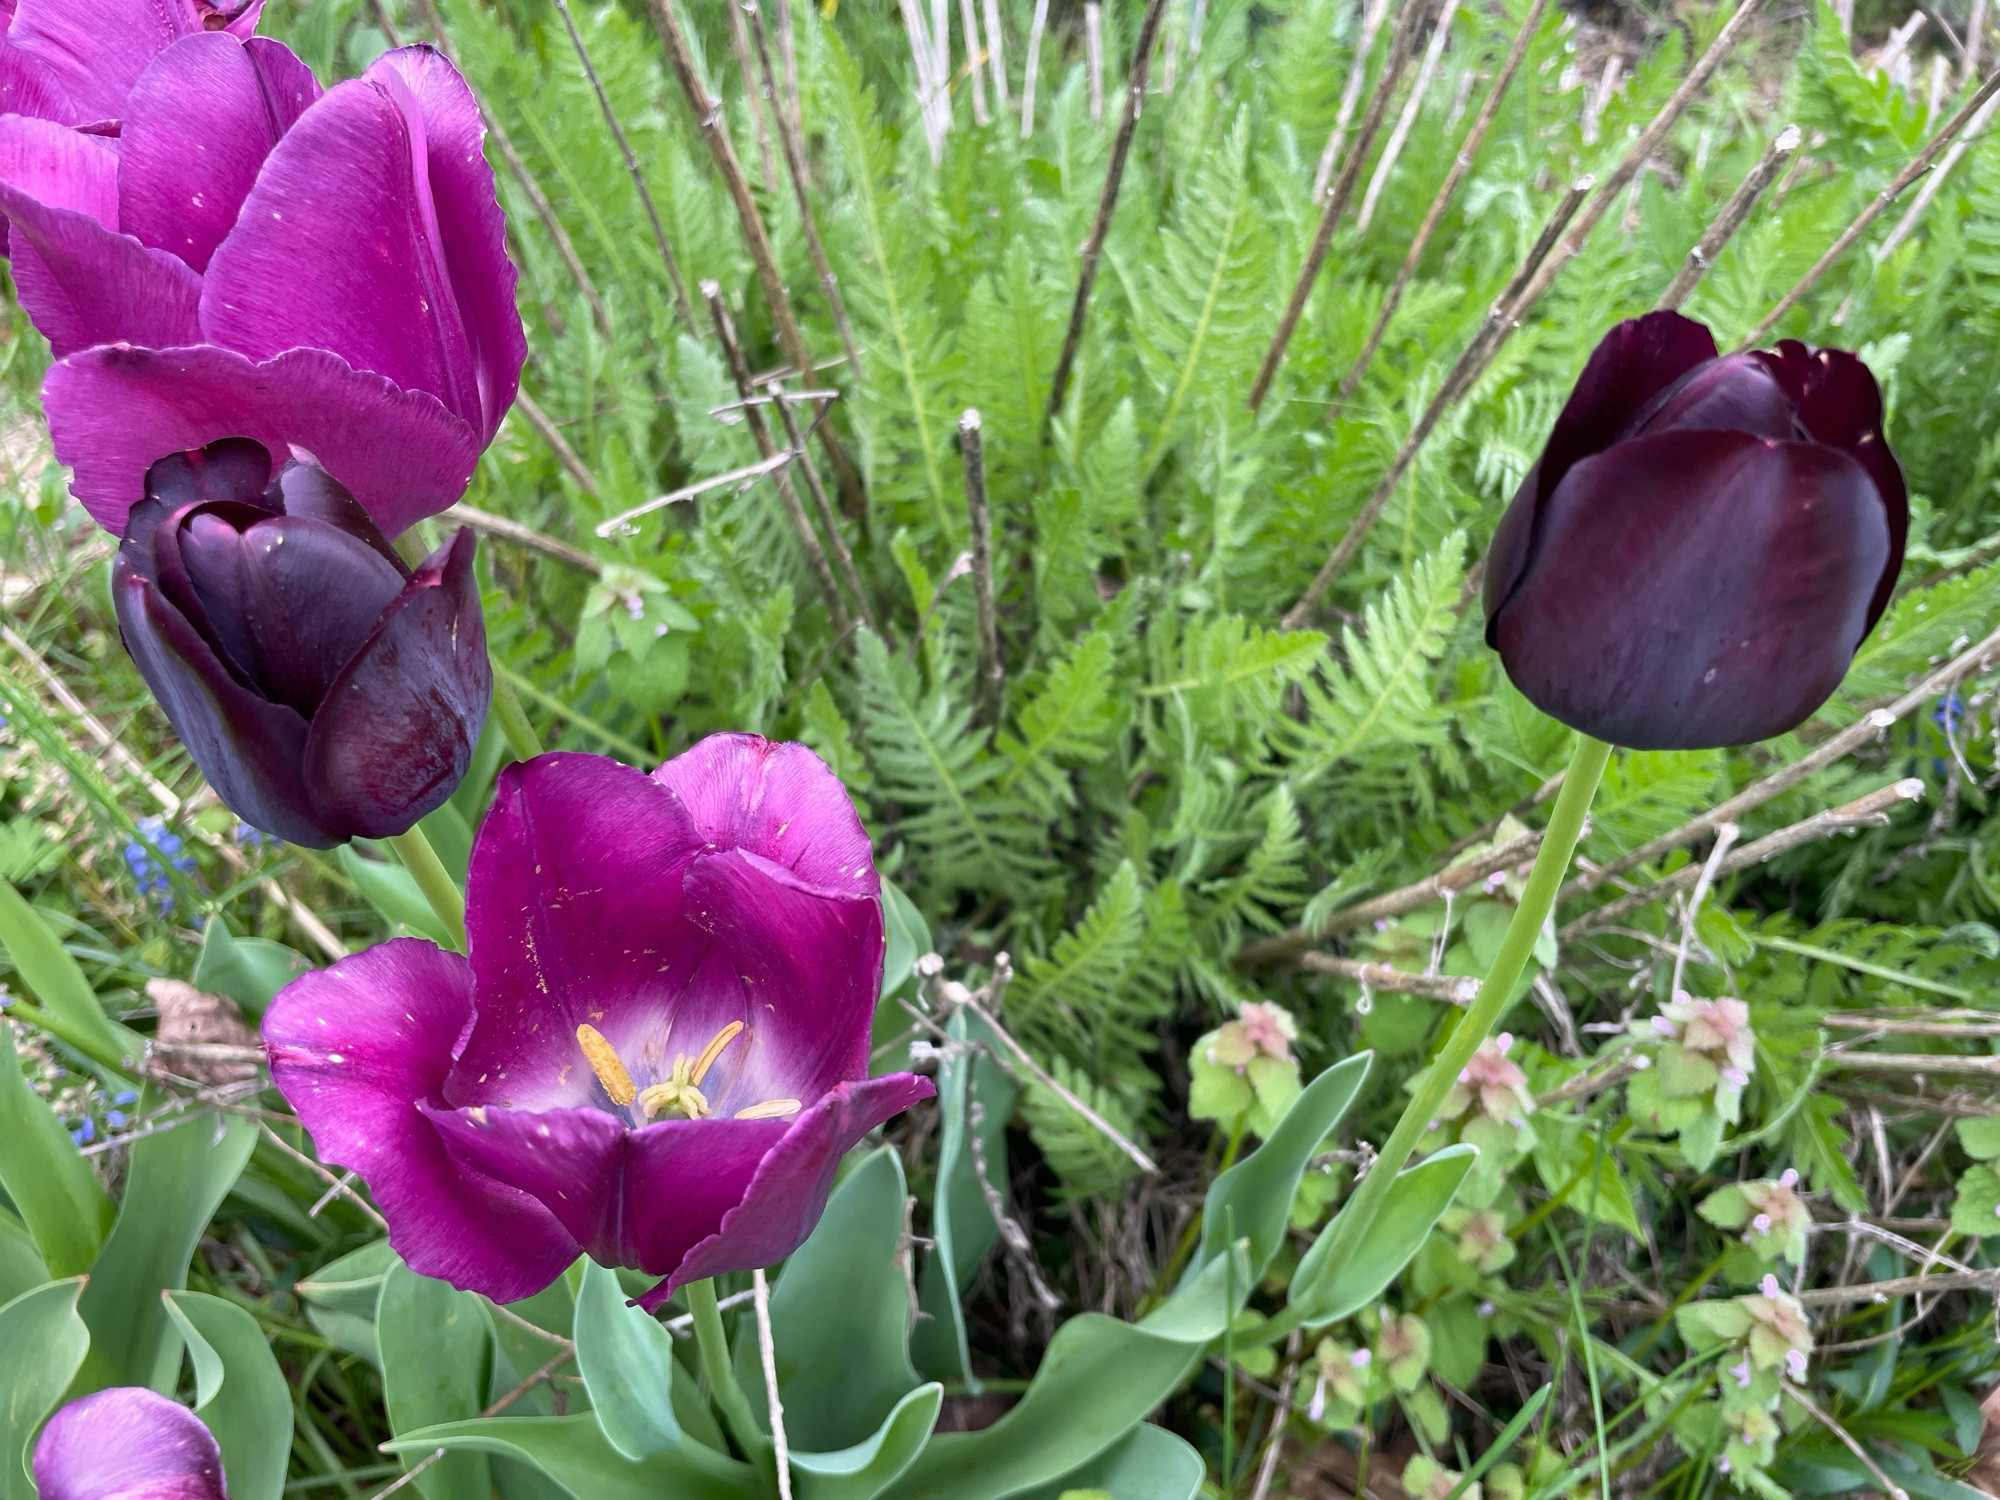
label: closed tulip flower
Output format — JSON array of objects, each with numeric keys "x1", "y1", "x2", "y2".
[
  {"x1": 33, "y1": 1387, "x2": 229, "y2": 1500},
  {"x1": 1483, "y1": 311, "x2": 1906, "y2": 749},
  {"x1": 263, "y1": 738, "x2": 935, "y2": 1307},
  {"x1": 0, "y1": 34, "x2": 522, "y2": 539},
  {"x1": 115, "y1": 437, "x2": 489, "y2": 847}
]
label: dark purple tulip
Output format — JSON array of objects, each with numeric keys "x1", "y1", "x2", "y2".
[
  {"x1": 115, "y1": 437, "x2": 490, "y2": 848},
  {"x1": 33, "y1": 1387, "x2": 228, "y2": 1500},
  {"x1": 1483, "y1": 310, "x2": 1906, "y2": 749},
  {"x1": 0, "y1": 35, "x2": 522, "y2": 538},
  {"x1": 263, "y1": 739, "x2": 935, "y2": 1307}
]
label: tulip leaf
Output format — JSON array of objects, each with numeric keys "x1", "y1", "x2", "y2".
[
  {"x1": 192, "y1": 919, "x2": 311, "y2": 1019},
  {"x1": 0, "y1": 1210, "x2": 47, "y2": 1309},
  {"x1": 0, "y1": 1019, "x2": 112, "y2": 1278},
  {"x1": 883, "y1": 1244, "x2": 1249, "y2": 1500},
  {"x1": 76, "y1": 1101, "x2": 256, "y2": 1391},
  {"x1": 384, "y1": 1414, "x2": 761, "y2": 1500},
  {"x1": 1010, "y1": 1423, "x2": 1206, "y2": 1500},
  {"x1": 0, "y1": 883, "x2": 134, "y2": 1073},
  {"x1": 493, "y1": 1278, "x2": 579, "y2": 1421},
  {"x1": 790, "y1": 1382, "x2": 942, "y2": 1500},
  {"x1": 339, "y1": 846, "x2": 456, "y2": 948},
  {"x1": 1289, "y1": 1143, "x2": 1478, "y2": 1327},
  {"x1": 1194, "y1": 1051, "x2": 1372, "y2": 1283},
  {"x1": 378, "y1": 1263, "x2": 493, "y2": 1500},
  {"x1": 738, "y1": 1146, "x2": 919, "y2": 1452},
  {"x1": 0, "y1": 1278, "x2": 89, "y2": 1500},
  {"x1": 912, "y1": 1009, "x2": 1018, "y2": 1389},
  {"x1": 296, "y1": 1240, "x2": 398, "y2": 1367},
  {"x1": 163, "y1": 1291, "x2": 292, "y2": 1500},
  {"x1": 880, "y1": 877, "x2": 928, "y2": 1001},
  {"x1": 575, "y1": 1258, "x2": 680, "y2": 1459}
]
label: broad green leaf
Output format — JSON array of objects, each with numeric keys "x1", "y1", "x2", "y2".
[
  {"x1": 740, "y1": 1147, "x2": 919, "y2": 1452},
  {"x1": 574, "y1": 1258, "x2": 679, "y2": 1459},
  {"x1": 913, "y1": 1011, "x2": 1019, "y2": 1388},
  {"x1": 338, "y1": 847, "x2": 455, "y2": 947},
  {"x1": 385, "y1": 1414, "x2": 760, "y2": 1500},
  {"x1": 1675, "y1": 1300, "x2": 1754, "y2": 1348},
  {"x1": 192, "y1": 920, "x2": 310, "y2": 1019},
  {"x1": 0, "y1": 1278, "x2": 88, "y2": 1500},
  {"x1": 163, "y1": 1291, "x2": 291, "y2": 1500},
  {"x1": 791, "y1": 1383, "x2": 942, "y2": 1500},
  {"x1": 1195, "y1": 1052, "x2": 1371, "y2": 1282},
  {"x1": 1290, "y1": 1144, "x2": 1477, "y2": 1326},
  {"x1": 296, "y1": 1239, "x2": 397, "y2": 1367},
  {"x1": 0, "y1": 1022, "x2": 110, "y2": 1278},
  {"x1": 0, "y1": 884, "x2": 131, "y2": 1070},
  {"x1": 884, "y1": 1245, "x2": 1248, "y2": 1500},
  {"x1": 880, "y1": 878, "x2": 928, "y2": 1000},
  {"x1": 0, "y1": 1211, "x2": 45, "y2": 1308},
  {"x1": 1011, "y1": 1423, "x2": 1206, "y2": 1500},
  {"x1": 1957, "y1": 1117, "x2": 2000, "y2": 1161},
  {"x1": 379, "y1": 1263, "x2": 493, "y2": 1500},
  {"x1": 1950, "y1": 1164, "x2": 2000, "y2": 1238},
  {"x1": 76, "y1": 1104, "x2": 255, "y2": 1391}
]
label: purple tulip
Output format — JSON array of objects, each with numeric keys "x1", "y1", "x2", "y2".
[
  {"x1": 32, "y1": 1387, "x2": 228, "y2": 1500},
  {"x1": 0, "y1": 33, "x2": 522, "y2": 539},
  {"x1": 115, "y1": 437, "x2": 490, "y2": 847},
  {"x1": 1484, "y1": 311, "x2": 1906, "y2": 749},
  {"x1": 0, "y1": 0, "x2": 265, "y2": 131},
  {"x1": 263, "y1": 738, "x2": 935, "y2": 1307}
]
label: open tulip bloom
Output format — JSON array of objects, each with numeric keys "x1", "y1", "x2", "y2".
[
  {"x1": 114, "y1": 437, "x2": 490, "y2": 847},
  {"x1": 0, "y1": 0, "x2": 265, "y2": 135},
  {"x1": 0, "y1": 24, "x2": 523, "y2": 539},
  {"x1": 264, "y1": 737, "x2": 934, "y2": 1307},
  {"x1": 1484, "y1": 310, "x2": 1906, "y2": 749},
  {"x1": 33, "y1": 1387, "x2": 228, "y2": 1500}
]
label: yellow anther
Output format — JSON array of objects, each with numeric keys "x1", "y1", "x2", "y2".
[
  {"x1": 734, "y1": 1098, "x2": 802, "y2": 1121},
  {"x1": 575, "y1": 1023, "x2": 635, "y2": 1107},
  {"x1": 689, "y1": 1021, "x2": 745, "y2": 1086}
]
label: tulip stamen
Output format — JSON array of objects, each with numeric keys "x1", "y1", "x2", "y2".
[
  {"x1": 576, "y1": 1023, "x2": 636, "y2": 1107},
  {"x1": 636, "y1": 1021, "x2": 747, "y2": 1121},
  {"x1": 735, "y1": 1098, "x2": 802, "y2": 1121}
]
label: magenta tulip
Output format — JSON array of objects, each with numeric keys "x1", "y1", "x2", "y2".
[
  {"x1": 0, "y1": 34, "x2": 522, "y2": 539},
  {"x1": 1484, "y1": 311, "x2": 1906, "y2": 749},
  {"x1": 263, "y1": 738, "x2": 934, "y2": 1306}
]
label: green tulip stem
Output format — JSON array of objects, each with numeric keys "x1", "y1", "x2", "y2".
[
  {"x1": 1299, "y1": 733, "x2": 1612, "y2": 1328},
  {"x1": 685, "y1": 1278, "x2": 770, "y2": 1465},
  {"x1": 488, "y1": 660, "x2": 544, "y2": 763},
  {"x1": 384, "y1": 825, "x2": 468, "y2": 952}
]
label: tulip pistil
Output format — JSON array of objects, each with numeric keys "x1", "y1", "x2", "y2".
[
  {"x1": 576, "y1": 1023, "x2": 636, "y2": 1107},
  {"x1": 637, "y1": 1021, "x2": 746, "y2": 1121}
]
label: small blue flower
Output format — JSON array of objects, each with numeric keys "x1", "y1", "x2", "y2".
[
  {"x1": 113, "y1": 1089, "x2": 137, "y2": 1106},
  {"x1": 105, "y1": 1110, "x2": 128, "y2": 1129},
  {"x1": 70, "y1": 1117, "x2": 94, "y2": 1146}
]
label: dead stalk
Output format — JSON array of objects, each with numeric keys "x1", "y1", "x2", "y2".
[
  {"x1": 1875, "y1": 86, "x2": 2000, "y2": 264},
  {"x1": 1657, "y1": 124, "x2": 1802, "y2": 310},
  {"x1": 1022, "y1": 0, "x2": 1051, "y2": 135},
  {"x1": 1044, "y1": 0, "x2": 1176, "y2": 429},
  {"x1": 512, "y1": 389, "x2": 601, "y2": 498},
  {"x1": 1742, "y1": 63, "x2": 2000, "y2": 346},
  {"x1": 1086, "y1": 2, "x2": 1106, "y2": 122},
  {"x1": 1298, "y1": 953, "x2": 1480, "y2": 1003},
  {"x1": 648, "y1": 0, "x2": 868, "y2": 516},
  {"x1": 960, "y1": 410, "x2": 1005, "y2": 730},
  {"x1": 752, "y1": 1269, "x2": 794, "y2": 1500},
  {"x1": 1246, "y1": 0, "x2": 1427, "y2": 411},
  {"x1": 725, "y1": 0, "x2": 783, "y2": 191},
  {"x1": 769, "y1": 383, "x2": 874, "y2": 628},
  {"x1": 1356, "y1": 0, "x2": 1463, "y2": 233},
  {"x1": 444, "y1": 504, "x2": 602, "y2": 577},
  {"x1": 983, "y1": 0, "x2": 1011, "y2": 108},
  {"x1": 960, "y1": 0, "x2": 991, "y2": 124},
  {"x1": 1337, "y1": 0, "x2": 1549, "y2": 401},
  {"x1": 1311, "y1": 0, "x2": 1394, "y2": 203}
]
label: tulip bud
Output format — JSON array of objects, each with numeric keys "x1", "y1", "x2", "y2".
[
  {"x1": 113, "y1": 437, "x2": 491, "y2": 848},
  {"x1": 1484, "y1": 310, "x2": 1906, "y2": 749}
]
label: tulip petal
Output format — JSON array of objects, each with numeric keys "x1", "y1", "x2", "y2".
[
  {"x1": 653, "y1": 734, "x2": 880, "y2": 901},
  {"x1": 9, "y1": 0, "x2": 265, "y2": 126},
  {"x1": 1751, "y1": 340, "x2": 1907, "y2": 627},
  {"x1": 1486, "y1": 311, "x2": 1717, "y2": 622},
  {"x1": 43, "y1": 342, "x2": 481, "y2": 537},
  {"x1": 32, "y1": 1387, "x2": 227, "y2": 1500},
  {"x1": 200, "y1": 66, "x2": 482, "y2": 429},
  {"x1": 366, "y1": 46, "x2": 523, "y2": 442},
  {"x1": 263, "y1": 938, "x2": 581, "y2": 1304},
  {"x1": 119, "y1": 34, "x2": 318, "y2": 273},
  {"x1": 450, "y1": 754, "x2": 706, "y2": 1113},
  {"x1": 302, "y1": 527, "x2": 490, "y2": 839},
  {"x1": 633, "y1": 1073, "x2": 936, "y2": 1307},
  {"x1": 0, "y1": 45, "x2": 73, "y2": 126},
  {"x1": 1489, "y1": 429, "x2": 1890, "y2": 748},
  {"x1": 673, "y1": 847, "x2": 883, "y2": 1108},
  {"x1": 113, "y1": 555, "x2": 337, "y2": 846}
]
